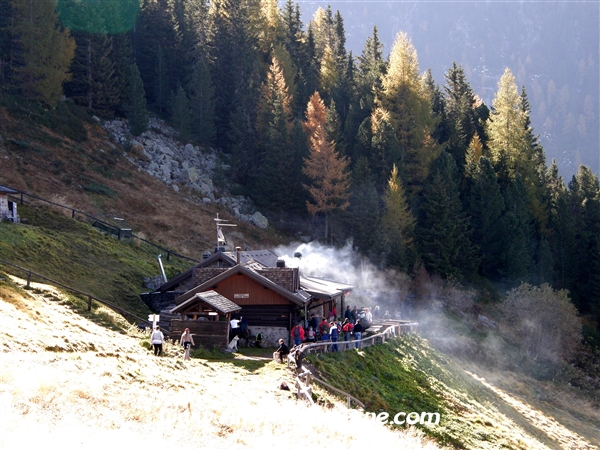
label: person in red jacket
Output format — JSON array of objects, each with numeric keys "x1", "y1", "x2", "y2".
[
  {"x1": 342, "y1": 318, "x2": 354, "y2": 349},
  {"x1": 291, "y1": 322, "x2": 305, "y2": 346}
]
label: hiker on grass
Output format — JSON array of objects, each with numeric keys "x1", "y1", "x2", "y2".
[
  {"x1": 291, "y1": 322, "x2": 305, "y2": 346},
  {"x1": 273, "y1": 339, "x2": 289, "y2": 363},
  {"x1": 151, "y1": 326, "x2": 164, "y2": 356},
  {"x1": 180, "y1": 328, "x2": 195, "y2": 360}
]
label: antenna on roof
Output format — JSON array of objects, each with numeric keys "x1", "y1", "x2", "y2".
[{"x1": 215, "y1": 213, "x2": 236, "y2": 251}]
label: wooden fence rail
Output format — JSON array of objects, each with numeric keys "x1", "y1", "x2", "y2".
[
  {"x1": 288, "y1": 322, "x2": 418, "y2": 408},
  {"x1": 0, "y1": 259, "x2": 151, "y2": 327},
  {"x1": 6, "y1": 188, "x2": 201, "y2": 264}
]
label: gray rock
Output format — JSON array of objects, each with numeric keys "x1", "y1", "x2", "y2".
[
  {"x1": 172, "y1": 184, "x2": 180, "y2": 193},
  {"x1": 187, "y1": 167, "x2": 200, "y2": 183},
  {"x1": 184, "y1": 143, "x2": 195, "y2": 158},
  {"x1": 251, "y1": 212, "x2": 268, "y2": 229},
  {"x1": 200, "y1": 176, "x2": 214, "y2": 193},
  {"x1": 203, "y1": 197, "x2": 211, "y2": 203},
  {"x1": 130, "y1": 140, "x2": 143, "y2": 154}
]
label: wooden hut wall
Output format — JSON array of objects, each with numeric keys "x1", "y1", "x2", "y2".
[
  {"x1": 239, "y1": 305, "x2": 294, "y2": 328},
  {"x1": 214, "y1": 274, "x2": 293, "y2": 306},
  {"x1": 170, "y1": 320, "x2": 229, "y2": 349}
]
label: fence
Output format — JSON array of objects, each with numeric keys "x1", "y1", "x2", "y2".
[
  {"x1": 298, "y1": 320, "x2": 419, "y2": 355},
  {"x1": 288, "y1": 321, "x2": 418, "y2": 408},
  {"x1": 6, "y1": 188, "x2": 201, "y2": 264},
  {"x1": 0, "y1": 259, "x2": 152, "y2": 328}
]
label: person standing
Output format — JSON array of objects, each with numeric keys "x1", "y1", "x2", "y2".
[
  {"x1": 342, "y1": 318, "x2": 354, "y2": 349},
  {"x1": 351, "y1": 306, "x2": 358, "y2": 324},
  {"x1": 329, "y1": 321, "x2": 339, "y2": 352},
  {"x1": 353, "y1": 319, "x2": 363, "y2": 349},
  {"x1": 291, "y1": 322, "x2": 305, "y2": 346},
  {"x1": 344, "y1": 306, "x2": 352, "y2": 322},
  {"x1": 180, "y1": 328, "x2": 195, "y2": 360},
  {"x1": 151, "y1": 326, "x2": 164, "y2": 356},
  {"x1": 230, "y1": 316, "x2": 240, "y2": 339}
]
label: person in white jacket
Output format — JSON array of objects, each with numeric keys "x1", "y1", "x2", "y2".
[{"x1": 151, "y1": 326, "x2": 164, "y2": 356}]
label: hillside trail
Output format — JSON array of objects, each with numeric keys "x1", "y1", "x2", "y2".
[{"x1": 0, "y1": 278, "x2": 439, "y2": 450}]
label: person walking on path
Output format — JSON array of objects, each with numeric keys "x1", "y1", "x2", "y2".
[
  {"x1": 180, "y1": 328, "x2": 195, "y2": 360},
  {"x1": 151, "y1": 326, "x2": 164, "y2": 356},
  {"x1": 353, "y1": 319, "x2": 363, "y2": 349}
]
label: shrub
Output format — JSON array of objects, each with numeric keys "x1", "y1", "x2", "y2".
[{"x1": 501, "y1": 283, "x2": 582, "y2": 362}]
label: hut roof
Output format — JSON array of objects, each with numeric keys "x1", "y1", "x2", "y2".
[
  {"x1": 300, "y1": 275, "x2": 353, "y2": 300},
  {"x1": 170, "y1": 290, "x2": 241, "y2": 315},
  {"x1": 0, "y1": 186, "x2": 18, "y2": 194},
  {"x1": 176, "y1": 264, "x2": 309, "y2": 307}
]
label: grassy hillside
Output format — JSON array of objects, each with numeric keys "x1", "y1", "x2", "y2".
[
  {"x1": 0, "y1": 277, "x2": 439, "y2": 449},
  {"x1": 0, "y1": 102, "x2": 288, "y2": 259},
  {"x1": 308, "y1": 335, "x2": 600, "y2": 449},
  {"x1": 0, "y1": 205, "x2": 192, "y2": 316}
]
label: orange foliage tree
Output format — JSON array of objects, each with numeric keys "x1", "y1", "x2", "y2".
[{"x1": 302, "y1": 92, "x2": 350, "y2": 241}]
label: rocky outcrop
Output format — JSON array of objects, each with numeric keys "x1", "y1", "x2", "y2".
[{"x1": 103, "y1": 117, "x2": 268, "y2": 228}]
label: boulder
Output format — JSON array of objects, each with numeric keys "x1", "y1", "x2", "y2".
[
  {"x1": 251, "y1": 212, "x2": 268, "y2": 229},
  {"x1": 187, "y1": 167, "x2": 200, "y2": 183}
]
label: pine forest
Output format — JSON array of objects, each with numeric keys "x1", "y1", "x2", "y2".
[{"x1": 1, "y1": 0, "x2": 599, "y2": 336}]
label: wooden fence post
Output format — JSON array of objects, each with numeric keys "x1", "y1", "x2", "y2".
[
  {"x1": 87, "y1": 296, "x2": 92, "y2": 312},
  {"x1": 26, "y1": 271, "x2": 31, "y2": 288}
]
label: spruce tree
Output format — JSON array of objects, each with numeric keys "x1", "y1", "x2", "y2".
[
  {"x1": 127, "y1": 63, "x2": 149, "y2": 136},
  {"x1": 169, "y1": 84, "x2": 192, "y2": 141},
  {"x1": 383, "y1": 163, "x2": 416, "y2": 271},
  {"x1": 9, "y1": 0, "x2": 75, "y2": 107},
  {"x1": 467, "y1": 156, "x2": 505, "y2": 279},
  {"x1": 417, "y1": 151, "x2": 478, "y2": 279},
  {"x1": 188, "y1": 58, "x2": 216, "y2": 146},
  {"x1": 346, "y1": 157, "x2": 383, "y2": 261}
]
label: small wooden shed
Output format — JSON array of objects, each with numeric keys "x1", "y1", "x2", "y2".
[
  {"x1": 169, "y1": 290, "x2": 241, "y2": 349},
  {"x1": 0, "y1": 186, "x2": 19, "y2": 222}
]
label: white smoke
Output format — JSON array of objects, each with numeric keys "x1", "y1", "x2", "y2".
[{"x1": 273, "y1": 241, "x2": 410, "y2": 312}]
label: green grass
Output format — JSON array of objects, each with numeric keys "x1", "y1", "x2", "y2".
[
  {"x1": 306, "y1": 334, "x2": 540, "y2": 449},
  {"x1": 0, "y1": 205, "x2": 191, "y2": 317}
]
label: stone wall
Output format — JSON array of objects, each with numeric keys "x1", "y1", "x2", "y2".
[
  {"x1": 256, "y1": 268, "x2": 298, "y2": 291},
  {"x1": 0, "y1": 196, "x2": 8, "y2": 219},
  {"x1": 248, "y1": 326, "x2": 290, "y2": 348}
]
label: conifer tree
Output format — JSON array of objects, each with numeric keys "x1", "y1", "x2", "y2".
[
  {"x1": 127, "y1": 63, "x2": 149, "y2": 136},
  {"x1": 345, "y1": 157, "x2": 383, "y2": 261},
  {"x1": 377, "y1": 31, "x2": 438, "y2": 201},
  {"x1": 487, "y1": 68, "x2": 528, "y2": 173},
  {"x1": 370, "y1": 108, "x2": 402, "y2": 192},
  {"x1": 302, "y1": 91, "x2": 350, "y2": 241},
  {"x1": 169, "y1": 84, "x2": 192, "y2": 141},
  {"x1": 254, "y1": 56, "x2": 296, "y2": 211},
  {"x1": 188, "y1": 58, "x2": 216, "y2": 146},
  {"x1": 467, "y1": 156, "x2": 505, "y2": 279},
  {"x1": 9, "y1": 0, "x2": 75, "y2": 107},
  {"x1": 417, "y1": 151, "x2": 478, "y2": 279},
  {"x1": 383, "y1": 163, "x2": 416, "y2": 270}
]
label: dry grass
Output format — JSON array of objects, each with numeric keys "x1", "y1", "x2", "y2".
[{"x1": 0, "y1": 279, "x2": 440, "y2": 449}]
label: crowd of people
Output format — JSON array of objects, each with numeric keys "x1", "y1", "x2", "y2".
[{"x1": 290, "y1": 305, "x2": 374, "y2": 352}]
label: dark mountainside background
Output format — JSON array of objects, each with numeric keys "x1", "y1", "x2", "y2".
[{"x1": 300, "y1": 0, "x2": 600, "y2": 178}]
